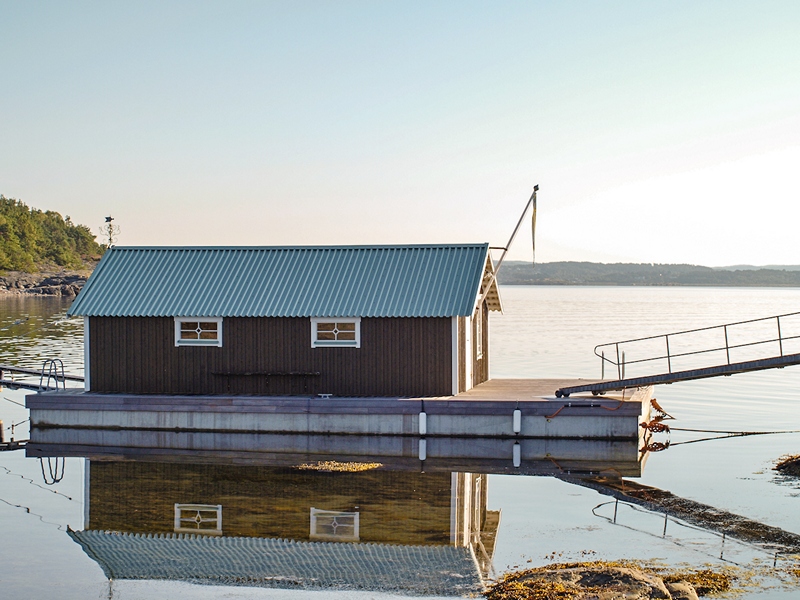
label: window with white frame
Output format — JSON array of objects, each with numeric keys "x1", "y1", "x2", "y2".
[
  {"x1": 174, "y1": 503, "x2": 223, "y2": 535},
  {"x1": 174, "y1": 317, "x2": 223, "y2": 347},
  {"x1": 310, "y1": 317, "x2": 361, "y2": 348},
  {"x1": 309, "y1": 507, "x2": 360, "y2": 542}
]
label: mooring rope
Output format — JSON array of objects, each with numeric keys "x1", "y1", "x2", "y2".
[
  {"x1": 0, "y1": 496, "x2": 67, "y2": 530},
  {"x1": 0, "y1": 464, "x2": 74, "y2": 501},
  {"x1": 670, "y1": 427, "x2": 800, "y2": 435}
]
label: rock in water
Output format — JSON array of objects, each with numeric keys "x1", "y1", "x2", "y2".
[
  {"x1": 488, "y1": 565, "x2": 679, "y2": 599},
  {"x1": 665, "y1": 580, "x2": 700, "y2": 600}
]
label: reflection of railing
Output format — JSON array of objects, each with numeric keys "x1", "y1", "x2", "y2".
[
  {"x1": 595, "y1": 311, "x2": 800, "y2": 380},
  {"x1": 592, "y1": 499, "x2": 787, "y2": 566},
  {"x1": 39, "y1": 456, "x2": 65, "y2": 484}
]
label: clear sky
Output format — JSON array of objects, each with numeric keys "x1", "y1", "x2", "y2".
[{"x1": 2, "y1": 1, "x2": 799, "y2": 265}]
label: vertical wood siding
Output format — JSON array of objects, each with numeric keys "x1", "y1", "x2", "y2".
[
  {"x1": 473, "y1": 302, "x2": 489, "y2": 386},
  {"x1": 89, "y1": 316, "x2": 453, "y2": 397}
]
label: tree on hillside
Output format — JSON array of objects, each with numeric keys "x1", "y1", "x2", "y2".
[{"x1": 0, "y1": 195, "x2": 104, "y2": 272}]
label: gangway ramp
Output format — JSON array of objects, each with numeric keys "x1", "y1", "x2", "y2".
[{"x1": 556, "y1": 311, "x2": 800, "y2": 398}]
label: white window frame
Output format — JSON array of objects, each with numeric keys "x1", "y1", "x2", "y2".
[
  {"x1": 174, "y1": 503, "x2": 223, "y2": 535},
  {"x1": 174, "y1": 317, "x2": 223, "y2": 347},
  {"x1": 310, "y1": 317, "x2": 361, "y2": 348},
  {"x1": 309, "y1": 507, "x2": 360, "y2": 542}
]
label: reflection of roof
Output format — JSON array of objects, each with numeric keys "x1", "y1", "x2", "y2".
[
  {"x1": 68, "y1": 245, "x2": 501, "y2": 318},
  {"x1": 68, "y1": 529, "x2": 483, "y2": 596}
]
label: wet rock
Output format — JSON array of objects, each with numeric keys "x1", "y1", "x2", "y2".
[
  {"x1": 775, "y1": 455, "x2": 800, "y2": 477},
  {"x1": 665, "y1": 580, "x2": 699, "y2": 600},
  {"x1": 0, "y1": 271, "x2": 88, "y2": 295},
  {"x1": 40, "y1": 285, "x2": 63, "y2": 295},
  {"x1": 489, "y1": 565, "x2": 674, "y2": 599},
  {"x1": 39, "y1": 274, "x2": 85, "y2": 287}
]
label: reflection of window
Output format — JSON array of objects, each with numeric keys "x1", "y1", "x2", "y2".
[
  {"x1": 310, "y1": 318, "x2": 361, "y2": 348},
  {"x1": 309, "y1": 507, "x2": 360, "y2": 541},
  {"x1": 174, "y1": 503, "x2": 223, "y2": 535},
  {"x1": 174, "y1": 317, "x2": 223, "y2": 347}
]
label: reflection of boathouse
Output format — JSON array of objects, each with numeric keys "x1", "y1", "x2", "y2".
[{"x1": 69, "y1": 459, "x2": 499, "y2": 594}]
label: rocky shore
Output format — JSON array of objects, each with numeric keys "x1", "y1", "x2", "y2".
[
  {"x1": 0, "y1": 271, "x2": 89, "y2": 296},
  {"x1": 485, "y1": 562, "x2": 737, "y2": 600}
]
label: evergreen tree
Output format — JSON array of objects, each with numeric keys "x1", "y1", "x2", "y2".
[{"x1": 0, "y1": 195, "x2": 104, "y2": 271}]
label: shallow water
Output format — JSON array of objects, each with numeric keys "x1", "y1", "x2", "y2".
[{"x1": 1, "y1": 287, "x2": 799, "y2": 598}]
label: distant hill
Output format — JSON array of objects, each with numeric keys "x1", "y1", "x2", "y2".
[
  {"x1": 498, "y1": 261, "x2": 800, "y2": 287},
  {"x1": 0, "y1": 195, "x2": 104, "y2": 272},
  {"x1": 714, "y1": 264, "x2": 800, "y2": 272}
]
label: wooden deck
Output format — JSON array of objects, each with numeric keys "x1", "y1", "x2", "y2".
[{"x1": 453, "y1": 378, "x2": 624, "y2": 401}]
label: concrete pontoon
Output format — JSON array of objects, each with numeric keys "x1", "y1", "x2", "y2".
[{"x1": 27, "y1": 378, "x2": 653, "y2": 440}]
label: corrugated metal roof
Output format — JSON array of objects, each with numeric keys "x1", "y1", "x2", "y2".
[
  {"x1": 68, "y1": 244, "x2": 500, "y2": 318},
  {"x1": 68, "y1": 530, "x2": 482, "y2": 595}
]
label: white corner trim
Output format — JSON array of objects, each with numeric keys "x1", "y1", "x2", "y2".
[
  {"x1": 449, "y1": 472, "x2": 458, "y2": 544},
  {"x1": 464, "y1": 316, "x2": 473, "y2": 391},
  {"x1": 83, "y1": 459, "x2": 90, "y2": 529},
  {"x1": 83, "y1": 316, "x2": 91, "y2": 391},
  {"x1": 451, "y1": 316, "x2": 459, "y2": 396}
]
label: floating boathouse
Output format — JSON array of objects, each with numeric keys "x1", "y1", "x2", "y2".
[
  {"x1": 26, "y1": 244, "x2": 651, "y2": 439},
  {"x1": 70, "y1": 244, "x2": 500, "y2": 397}
]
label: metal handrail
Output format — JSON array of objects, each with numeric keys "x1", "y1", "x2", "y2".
[
  {"x1": 594, "y1": 311, "x2": 800, "y2": 380},
  {"x1": 39, "y1": 359, "x2": 66, "y2": 391}
]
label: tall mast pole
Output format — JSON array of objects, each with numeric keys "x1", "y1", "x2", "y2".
[{"x1": 477, "y1": 185, "x2": 538, "y2": 308}]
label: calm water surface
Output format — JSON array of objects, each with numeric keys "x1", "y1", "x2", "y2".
[{"x1": 1, "y1": 287, "x2": 799, "y2": 599}]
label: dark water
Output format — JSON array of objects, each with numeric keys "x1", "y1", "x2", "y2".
[{"x1": 1, "y1": 288, "x2": 799, "y2": 598}]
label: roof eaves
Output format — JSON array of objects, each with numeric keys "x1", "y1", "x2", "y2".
[{"x1": 66, "y1": 248, "x2": 116, "y2": 316}]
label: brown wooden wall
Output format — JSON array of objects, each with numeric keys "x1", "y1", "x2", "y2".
[
  {"x1": 89, "y1": 316, "x2": 453, "y2": 397},
  {"x1": 88, "y1": 461, "x2": 453, "y2": 545}
]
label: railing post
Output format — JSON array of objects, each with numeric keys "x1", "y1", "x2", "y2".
[
  {"x1": 665, "y1": 335, "x2": 671, "y2": 373},
  {"x1": 777, "y1": 316, "x2": 784, "y2": 356},
  {"x1": 724, "y1": 325, "x2": 730, "y2": 365},
  {"x1": 615, "y1": 343, "x2": 621, "y2": 379},
  {"x1": 601, "y1": 351, "x2": 605, "y2": 380},
  {"x1": 622, "y1": 351, "x2": 626, "y2": 380}
]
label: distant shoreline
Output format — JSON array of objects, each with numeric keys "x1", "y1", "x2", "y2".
[
  {"x1": 497, "y1": 261, "x2": 800, "y2": 287},
  {"x1": 3, "y1": 260, "x2": 800, "y2": 296},
  {"x1": 0, "y1": 270, "x2": 89, "y2": 297}
]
